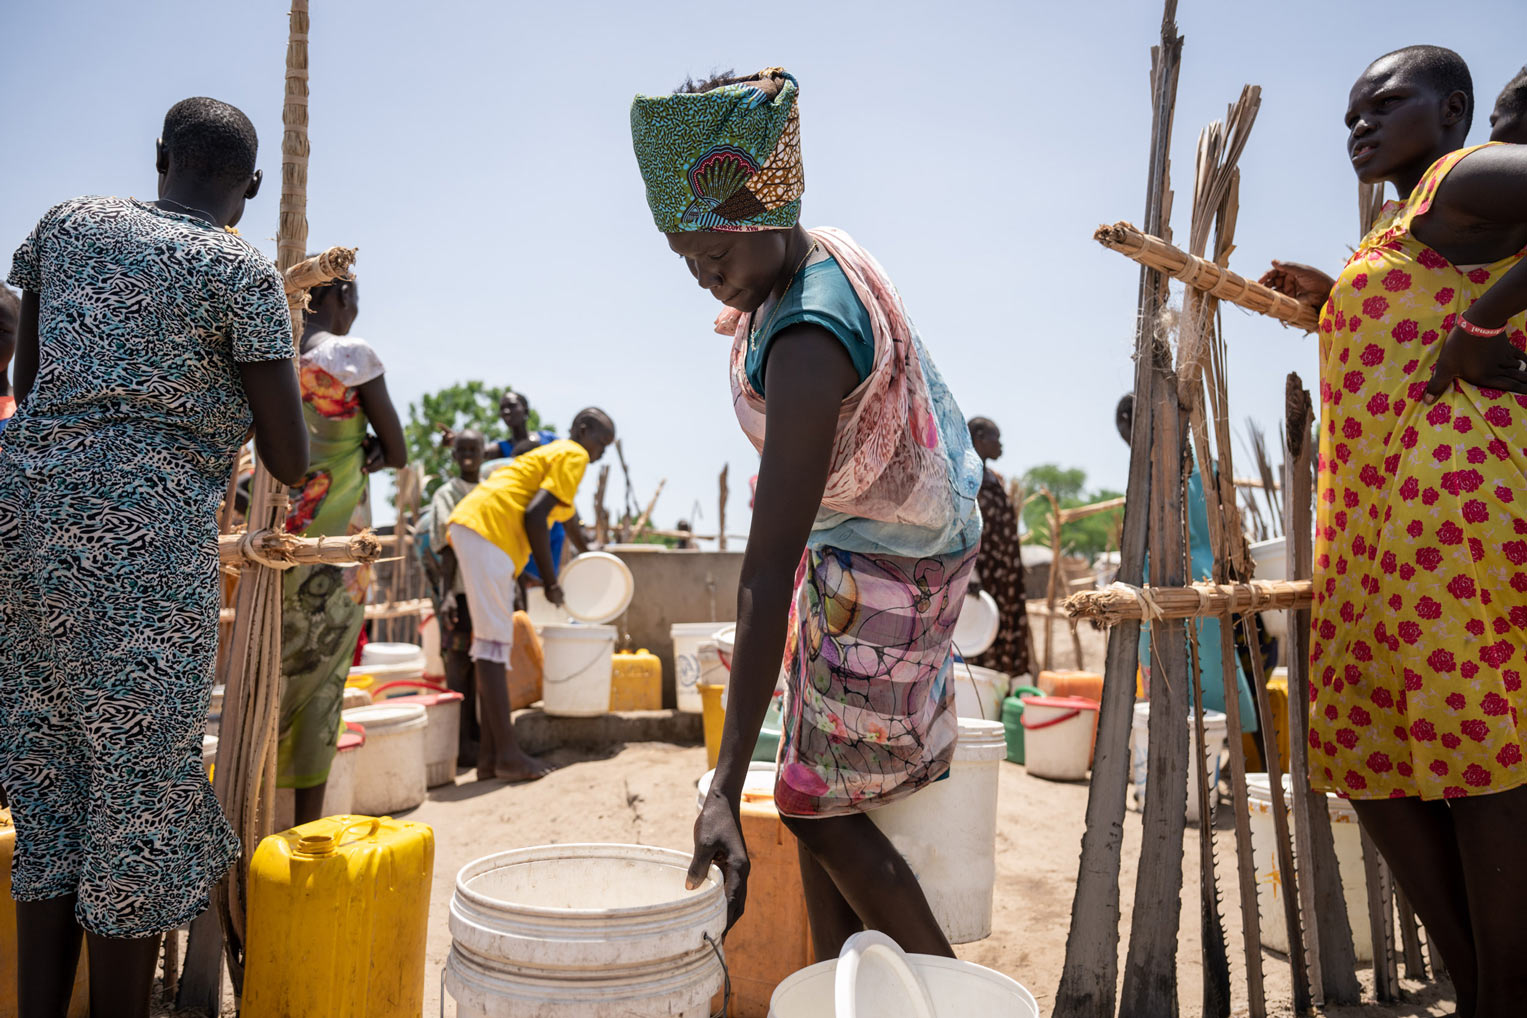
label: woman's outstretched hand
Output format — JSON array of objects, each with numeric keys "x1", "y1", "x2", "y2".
[
  {"x1": 1260, "y1": 260, "x2": 1336, "y2": 311},
  {"x1": 1424, "y1": 328, "x2": 1527, "y2": 404},
  {"x1": 687, "y1": 793, "x2": 750, "y2": 931}
]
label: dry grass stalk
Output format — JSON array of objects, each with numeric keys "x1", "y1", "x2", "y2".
[
  {"x1": 1358, "y1": 181, "x2": 1387, "y2": 239},
  {"x1": 1095, "y1": 222, "x2": 1319, "y2": 332}
]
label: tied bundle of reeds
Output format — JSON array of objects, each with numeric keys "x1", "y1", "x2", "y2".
[
  {"x1": 1094, "y1": 221, "x2": 1320, "y2": 333},
  {"x1": 1064, "y1": 578, "x2": 1312, "y2": 624}
]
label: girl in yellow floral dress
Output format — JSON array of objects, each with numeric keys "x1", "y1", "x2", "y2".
[
  {"x1": 278, "y1": 274, "x2": 407, "y2": 824},
  {"x1": 1265, "y1": 45, "x2": 1527, "y2": 1017}
]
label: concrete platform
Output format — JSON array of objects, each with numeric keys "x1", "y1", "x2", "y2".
[{"x1": 511, "y1": 707, "x2": 703, "y2": 755}]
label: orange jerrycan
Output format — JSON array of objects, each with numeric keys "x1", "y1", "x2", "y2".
[
  {"x1": 1, "y1": 810, "x2": 88, "y2": 1017},
  {"x1": 610, "y1": 648, "x2": 662, "y2": 710},
  {"x1": 243, "y1": 815, "x2": 434, "y2": 1018}
]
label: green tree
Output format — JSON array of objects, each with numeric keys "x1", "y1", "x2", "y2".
[
  {"x1": 1019, "y1": 463, "x2": 1124, "y2": 562},
  {"x1": 403, "y1": 381, "x2": 548, "y2": 500}
]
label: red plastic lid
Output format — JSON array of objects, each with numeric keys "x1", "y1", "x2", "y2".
[
  {"x1": 387, "y1": 691, "x2": 465, "y2": 708},
  {"x1": 338, "y1": 721, "x2": 366, "y2": 751},
  {"x1": 1019, "y1": 694, "x2": 1101, "y2": 711}
]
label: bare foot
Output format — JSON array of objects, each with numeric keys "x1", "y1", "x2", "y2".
[{"x1": 493, "y1": 750, "x2": 557, "y2": 783}]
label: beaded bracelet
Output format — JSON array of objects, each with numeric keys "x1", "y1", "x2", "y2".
[{"x1": 1458, "y1": 316, "x2": 1507, "y2": 338}]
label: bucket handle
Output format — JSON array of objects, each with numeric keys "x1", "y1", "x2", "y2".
[
  {"x1": 373, "y1": 678, "x2": 450, "y2": 699},
  {"x1": 1021, "y1": 709, "x2": 1082, "y2": 731},
  {"x1": 542, "y1": 641, "x2": 613, "y2": 685},
  {"x1": 705, "y1": 932, "x2": 731, "y2": 1018}
]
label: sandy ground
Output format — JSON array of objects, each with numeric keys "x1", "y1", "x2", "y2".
[
  {"x1": 391, "y1": 739, "x2": 1454, "y2": 1018},
  {"x1": 152, "y1": 621, "x2": 1454, "y2": 1016}
]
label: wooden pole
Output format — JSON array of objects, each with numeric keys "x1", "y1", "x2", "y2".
[
  {"x1": 630, "y1": 479, "x2": 666, "y2": 539},
  {"x1": 1066, "y1": 579, "x2": 1312, "y2": 622},
  {"x1": 1054, "y1": 5, "x2": 1180, "y2": 1013},
  {"x1": 717, "y1": 465, "x2": 729, "y2": 552},
  {"x1": 1043, "y1": 491, "x2": 1061, "y2": 673},
  {"x1": 1360, "y1": 828, "x2": 1400, "y2": 1003},
  {"x1": 1284, "y1": 374, "x2": 1361, "y2": 1005},
  {"x1": 593, "y1": 464, "x2": 610, "y2": 547}
]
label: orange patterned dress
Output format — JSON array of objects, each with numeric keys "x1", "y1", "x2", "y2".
[{"x1": 1310, "y1": 145, "x2": 1527, "y2": 800}]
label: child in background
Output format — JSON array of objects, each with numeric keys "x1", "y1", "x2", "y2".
[
  {"x1": 1489, "y1": 66, "x2": 1527, "y2": 143},
  {"x1": 443, "y1": 410, "x2": 613, "y2": 782},
  {"x1": 0, "y1": 97, "x2": 307, "y2": 1018},
  {"x1": 421, "y1": 428, "x2": 487, "y2": 765}
]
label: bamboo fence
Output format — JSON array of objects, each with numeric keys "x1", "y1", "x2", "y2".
[{"x1": 1094, "y1": 222, "x2": 1320, "y2": 333}]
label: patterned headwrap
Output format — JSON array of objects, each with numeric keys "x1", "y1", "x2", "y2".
[{"x1": 630, "y1": 68, "x2": 804, "y2": 233}]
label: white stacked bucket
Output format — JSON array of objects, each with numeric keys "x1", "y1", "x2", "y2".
[
  {"x1": 352, "y1": 641, "x2": 427, "y2": 684},
  {"x1": 340, "y1": 702, "x2": 428, "y2": 815},
  {"x1": 953, "y1": 661, "x2": 1009, "y2": 722},
  {"x1": 446, "y1": 844, "x2": 726, "y2": 1017},
  {"x1": 540, "y1": 553, "x2": 635, "y2": 717},
  {"x1": 1129, "y1": 702, "x2": 1228, "y2": 824},
  {"x1": 871, "y1": 718, "x2": 1007, "y2": 944},
  {"x1": 769, "y1": 931, "x2": 1038, "y2": 1017},
  {"x1": 671, "y1": 621, "x2": 732, "y2": 713},
  {"x1": 1246, "y1": 773, "x2": 1373, "y2": 961}
]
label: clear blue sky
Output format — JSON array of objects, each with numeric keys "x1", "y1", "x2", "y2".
[{"x1": 5, "y1": 1, "x2": 1524, "y2": 530}]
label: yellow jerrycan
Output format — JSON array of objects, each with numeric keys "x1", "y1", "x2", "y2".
[
  {"x1": 243, "y1": 815, "x2": 434, "y2": 1018},
  {"x1": 609, "y1": 648, "x2": 663, "y2": 710},
  {"x1": 0, "y1": 810, "x2": 89, "y2": 1017}
]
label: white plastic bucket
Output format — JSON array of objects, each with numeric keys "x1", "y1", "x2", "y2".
[
  {"x1": 1249, "y1": 536, "x2": 1289, "y2": 641},
  {"x1": 342, "y1": 685, "x2": 372, "y2": 710},
  {"x1": 769, "y1": 937, "x2": 1038, "y2": 1018},
  {"x1": 560, "y1": 552, "x2": 637, "y2": 625},
  {"x1": 540, "y1": 624, "x2": 617, "y2": 717},
  {"x1": 1020, "y1": 696, "x2": 1100, "y2": 781},
  {"x1": 322, "y1": 724, "x2": 365, "y2": 817},
  {"x1": 671, "y1": 622, "x2": 731, "y2": 714},
  {"x1": 1129, "y1": 703, "x2": 1228, "y2": 824},
  {"x1": 871, "y1": 718, "x2": 1007, "y2": 944},
  {"x1": 385, "y1": 690, "x2": 464, "y2": 787},
  {"x1": 421, "y1": 609, "x2": 446, "y2": 678},
  {"x1": 1245, "y1": 773, "x2": 1372, "y2": 962},
  {"x1": 953, "y1": 662, "x2": 1008, "y2": 722},
  {"x1": 445, "y1": 844, "x2": 725, "y2": 1018},
  {"x1": 340, "y1": 702, "x2": 428, "y2": 815}
]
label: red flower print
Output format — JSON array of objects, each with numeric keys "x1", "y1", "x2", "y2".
[
  {"x1": 1433, "y1": 444, "x2": 1452, "y2": 463},
  {"x1": 1462, "y1": 500, "x2": 1489, "y2": 523},
  {"x1": 1491, "y1": 439, "x2": 1511, "y2": 460},
  {"x1": 1398, "y1": 621, "x2": 1422, "y2": 644},
  {"x1": 1416, "y1": 547, "x2": 1443, "y2": 571},
  {"x1": 1436, "y1": 522, "x2": 1464, "y2": 545},
  {"x1": 1359, "y1": 464, "x2": 1384, "y2": 487},
  {"x1": 1344, "y1": 771, "x2": 1368, "y2": 791},
  {"x1": 1468, "y1": 268, "x2": 1491, "y2": 284},
  {"x1": 1431, "y1": 759, "x2": 1450, "y2": 776},
  {"x1": 1453, "y1": 415, "x2": 1474, "y2": 434},
  {"x1": 1446, "y1": 575, "x2": 1476, "y2": 600},
  {"x1": 1353, "y1": 273, "x2": 1368, "y2": 290},
  {"x1": 1412, "y1": 718, "x2": 1437, "y2": 741},
  {"x1": 1447, "y1": 692, "x2": 1467, "y2": 710},
  {"x1": 1406, "y1": 519, "x2": 1423, "y2": 539},
  {"x1": 1456, "y1": 469, "x2": 1484, "y2": 493},
  {"x1": 1434, "y1": 286, "x2": 1455, "y2": 305},
  {"x1": 1383, "y1": 270, "x2": 1412, "y2": 292},
  {"x1": 1464, "y1": 764, "x2": 1492, "y2": 787},
  {"x1": 1515, "y1": 573, "x2": 1527, "y2": 593},
  {"x1": 1372, "y1": 687, "x2": 1395, "y2": 709},
  {"x1": 1442, "y1": 733, "x2": 1462, "y2": 749},
  {"x1": 1348, "y1": 316, "x2": 1363, "y2": 333},
  {"x1": 1367, "y1": 752, "x2": 1393, "y2": 772},
  {"x1": 1360, "y1": 344, "x2": 1384, "y2": 366},
  {"x1": 1466, "y1": 619, "x2": 1485, "y2": 636},
  {"x1": 1348, "y1": 705, "x2": 1373, "y2": 726},
  {"x1": 1512, "y1": 606, "x2": 1527, "y2": 628},
  {"x1": 1336, "y1": 728, "x2": 1359, "y2": 749},
  {"x1": 1391, "y1": 319, "x2": 1419, "y2": 342},
  {"x1": 1485, "y1": 406, "x2": 1513, "y2": 428},
  {"x1": 1461, "y1": 719, "x2": 1490, "y2": 742},
  {"x1": 1342, "y1": 417, "x2": 1362, "y2": 439},
  {"x1": 1507, "y1": 542, "x2": 1527, "y2": 566},
  {"x1": 1319, "y1": 619, "x2": 1336, "y2": 640},
  {"x1": 1344, "y1": 371, "x2": 1366, "y2": 394},
  {"x1": 1389, "y1": 594, "x2": 1404, "y2": 613},
  {"x1": 1482, "y1": 692, "x2": 1510, "y2": 716},
  {"x1": 1404, "y1": 668, "x2": 1424, "y2": 691},
  {"x1": 1381, "y1": 551, "x2": 1398, "y2": 574},
  {"x1": 1511, "y1": 672, "x2": 1525, "y2": 693},
  {"x1": 1498, "y1": 744, "x2": 1522, "y2": 767},
  {"x1": 1497, "y1": 485, "x2": 1515, "y2": 503},
  {"x1": 1444, "y1": 787, "x2": 1467, "y2": 798},
  {"x1": 1469, "y1": 538, "x2": 1486, "y2": 563},
  {"x1": 1427, "y1": 403, "x2": 1452, "y2": 426},
  {"x1": 1416, "y1": 596, "x2": 1443, "y2": 619},
  {"x1": 1467, "y1": 446, "x2": 1487, "y2": 464},
  {"x1": 1385, "y1": 453, "x2": 1401, "y2": 475},
  {"x1": 1367, "y1": 393, "x2": 1391, "y2": 416},
  {"x1": 1432, "y1": 650, "x2": 1459, "y2": 673},
  {"x1": 1418, "y1": 249, "x2": 1447, "y2": 269},
  {"x1": 1325, "y1": 704, "x2": 1340, "y2": 722}
]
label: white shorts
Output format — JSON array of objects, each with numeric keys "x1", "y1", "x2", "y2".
[{"x1": 449, "y1": 523, "x2": 518, "y2": 664}]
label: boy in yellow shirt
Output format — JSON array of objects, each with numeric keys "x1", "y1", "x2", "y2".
[{"x1": 443, "y1": 408, "x2": 615, "y2": 781}]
